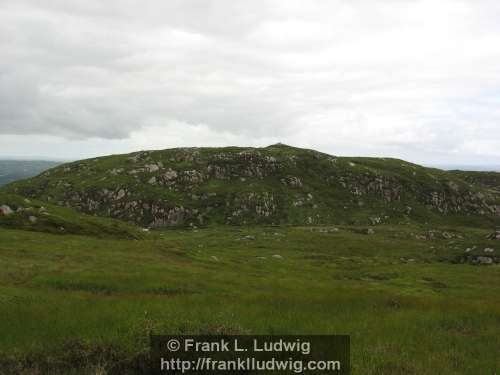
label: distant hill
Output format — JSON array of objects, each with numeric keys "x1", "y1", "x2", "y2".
[
  {"x1": 432, "y1": 164, "x2": 500, "y2": 172},
  {"x1": 0, "y1": 160, "x2": 60, "y2": 186},
  {"x1": 2, "y1": 144, "x2": 500, "y2": 227}
]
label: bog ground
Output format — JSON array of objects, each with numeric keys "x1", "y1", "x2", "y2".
[{"x1": 0, "y1": 224, "x2": 499, "y2": 374}]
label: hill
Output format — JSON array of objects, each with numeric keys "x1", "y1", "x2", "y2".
[
  {"x1": 3, "y1": 144, "x2": 500, "y2": 228},
  {"x1": 0, "y1": 160, "x2": 60, "y2": 186}
]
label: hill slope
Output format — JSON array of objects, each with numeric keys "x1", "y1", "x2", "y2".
[
  {"x1": 0, "y1": 192, "x2": 143, "y2": 239},
  {"x1": 3, "y1": 144, "x2": 500, "y2": 228},
  {"x1": 449, "y1": 170, "x2": 500, "y2": 193}
]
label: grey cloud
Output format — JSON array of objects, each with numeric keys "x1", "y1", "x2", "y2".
[{"x1": 1, "y1": 0, "x2": 500, "y2": 164}]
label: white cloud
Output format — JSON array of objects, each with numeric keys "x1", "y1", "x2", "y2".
[{"x1": 1, "y1": 0, "x2": 500, "y2": 165}]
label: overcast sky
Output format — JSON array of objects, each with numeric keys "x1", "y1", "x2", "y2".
[{"x1": 1, "y1": 0, "x2": 500, "y2": 166}]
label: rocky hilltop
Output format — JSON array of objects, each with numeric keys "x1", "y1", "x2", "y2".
[{"x1": 3, "y1": 144, "x2": 500, "y2": 228}]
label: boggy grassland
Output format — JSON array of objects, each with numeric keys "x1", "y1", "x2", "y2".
[{"x1": 0, "y1": 224, "x2": 499, "y2": 374}]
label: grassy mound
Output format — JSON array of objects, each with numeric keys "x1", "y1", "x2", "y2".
[{"x1": 0, "y1": 192, "x2": 143, "y2": 239}]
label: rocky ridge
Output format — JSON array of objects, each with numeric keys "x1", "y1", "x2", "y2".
[{"x1": 3, "y1": 144, "x2": 500, "y2": 228}]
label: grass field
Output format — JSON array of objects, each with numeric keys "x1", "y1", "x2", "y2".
[{"x1": 1, "y1": 224, "x2": 499, "y2": 374}]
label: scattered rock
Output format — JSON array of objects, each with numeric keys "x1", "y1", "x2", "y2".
[
  {"x1": 272, "y1": 254, "x2": 283, "y2": 259},
  {"x1": 442, "y1": 232, "x2": 453, "y2": 240},
  {"x1": 484, "y1": 248, "x2": 495, "y2": 253},
  {"x1": 476, "y1": 256, "x2": 494, "y2": 265},
  {"x1": 163, "y1": 169, "x2": 178, "y2": 180},
  {"x1": 211, "y1": 256, "x2": 219, "y2": 262},
  {"x1": 461, "y1": 254, "x2": 498, "y2": 265},
  {"x1": 487, "y1": 230, "x2": 500, "y2": 240},
  {"x1": 116, "y1": 189, "x2": 126, "y2": 200},
  {"x1": 145, "y1": 164, "x2": 160, "y2": 173},
  {"x1": 28, "y1": 216, "x2": 38, "y2": 223},
  {"x1": 0, "y1": 205, "x2": 13, "y2": 215},
  {"x1": 110, "y1": 168, "x2": 124, "y2": 175},
  {"x1": 426, "y1": 230, "x2": 461, "y2": 240}
]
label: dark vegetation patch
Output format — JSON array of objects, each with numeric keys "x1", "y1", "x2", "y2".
[
  {"x1": 0, "y1": 341, "x2": 149, "y2": 375},
  {"x1": 364, "y1": 272, "x2": 400, "y2": 281},
  {"x1": 438, "y1": 317, "x2": 476, "y2": 336},
  {"x1": 45, "y1": 280, "x2": 119, "y2": 295},
  {"x1": 420, "y1": 277, "x2": 448, "y2": 289},
  {"x1": 144, "y1": 285, "x2": 199, "y2": 296},
  {"x1": 371, "y1": 362, "x2": 419, "y2": 375}
]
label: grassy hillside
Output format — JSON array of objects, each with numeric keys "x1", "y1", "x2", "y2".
[
  {"x1": 0, "y1": 224, "x2": 499, "y2": 374},
  {"x1": 0, "y1": 160, "x2": 60, "y2": 186},
  {"x1": 0, "y1": 192, "x2": 143, "y2": 239},
  {"x1": 4, "y1": 144, "x2": 500, "y2": 228}
]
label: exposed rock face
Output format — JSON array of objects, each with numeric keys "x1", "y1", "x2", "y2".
[
  {"x1": 336, "y1": 174, "x2": 403, "y2": 202},
  {"x1": 4, "y1": 144, "x2": 500, "y2": 228},
  {"x1": 281, "y1": 176, "x2": 303, "y2": 187}
]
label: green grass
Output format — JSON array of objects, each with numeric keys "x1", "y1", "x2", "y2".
[{"x1": 0, "y1": 224, "x2": 499, "y2": 374}]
